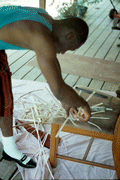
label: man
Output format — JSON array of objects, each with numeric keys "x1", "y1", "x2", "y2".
[{"x1": 0, "y1": 6, "x2": 91, "y2": 168}]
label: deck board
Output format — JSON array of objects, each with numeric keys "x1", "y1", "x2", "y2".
[
  {"x1": 10, "y1": 51, "x2": 36, "y2": 74},
  {"x1": 0, "y1": 0, "x2": 120, "y2": 179},
  {"x1": 88, "y1": 79, "x2": 104, "y2": 90},
  {"x1": 0, "y1": 142, "x2": 17, "y2": 180},
  {"x1": 75, "y1": 77, "x2": 92, "y2": 87},
  {"x1": 94, "y1": 30, "x2": 120, "y2": 59},
  {"x1": 8, "y1": 50, "x2": 29, "y2": 65},
  {"x1": 96, "y1": 34, "x2": 120, "y2": 60},
  {"x1": 102, "y1": 82, "x2": 119, "y2": 92},
  {"x1": 64, "y1": 74, "x2": 80, "y2": 87},
  {"x1": 75, "y1": 1, "x2": 120, "y2": 57},
  {"x1": 22, "y1": 67, "x2": 41, "y2": 81},
  {"x1": 12, "y1": 65, "x2": 34, "y2": 79},
  {"x1": 116, "y1": 52, "x2": 120, "y2": 63}
]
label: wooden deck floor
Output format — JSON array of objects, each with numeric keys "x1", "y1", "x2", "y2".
[{"x1": 0, "y1": 0, "x2": 120, "y2": 179}]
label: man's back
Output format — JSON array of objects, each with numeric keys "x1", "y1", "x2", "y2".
[{"x1": 0, "y1": 6, "x2": 53, "y2": 50}]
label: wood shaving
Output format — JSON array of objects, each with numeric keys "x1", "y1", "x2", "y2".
[{"x1": 14, "y1": 88, "x2": 110, "y2": 142}]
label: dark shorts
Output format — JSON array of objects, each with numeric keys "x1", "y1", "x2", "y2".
[{"x1": 0, "y1": 50, "x2": 13, "y2": 117}]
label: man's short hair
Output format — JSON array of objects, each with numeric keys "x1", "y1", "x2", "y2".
[{"x1": 60, "y1": 17, "x2": 89, "y2": 44}]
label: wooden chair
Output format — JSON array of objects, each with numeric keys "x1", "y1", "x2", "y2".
[{"x1": 50, "y1": 86, "x2": 120, "y2": 179}]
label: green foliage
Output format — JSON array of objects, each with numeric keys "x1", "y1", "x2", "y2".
[{"x1": 57, "y1": 0, "x2": 103, "y2": 18}]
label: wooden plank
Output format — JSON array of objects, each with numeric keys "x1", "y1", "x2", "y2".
[
  {"x1": 10, "y1": 51, "x2": 36, "y2": 74},
  {"x1": 83, "y1": 19, "x2": 119, "y2": 57},
  {"x1": 27, "y1": 54, "x2": 120, "y2": 84},
  {"x1": 27, "y1": 58, "x2": 90, "y2": 86},
  {"x1": 75, "y1": 17, "x2": 112, "y2": 55},
  {"x1": 0, "y1": 160, "x2": 17, "y2": 180},
  {"x1": 116, "y1": 52, "x2": 120, "y2": 63},
  {"x1": 62, "y1": 72, "x2": 68, "y2": 80},
  {"x1": 83, "y1": 0, "x2": 106, "y2": 22},
  {"x1": 85, "y1": 2, "x2": 110, "y2": 29},
  {"x1": 8, "y1": 50, "x2": 29, "y2": 65},
  {"x1": 36, "y1": 72, "x2": 68, "y2": 83},
  {"x1": 94, "y1": 30, "x2": 120, "y2": 59},
  {"x1": 88, "y1": 79, "x2": 104, "y2": 90},
  {"x1": 101, "y1": 82, "x2": 119, "y2": 92},
  {"x1": 104, "y1": 35, "x2": 120, "y2": 61},
  {"x1": 0, "y1": 141, "x2": 18, "y2": 180},
  {"x1": 22, "y1": 67, "x2": 41, "y2": 81},
  {"x1": 87, "y1": 0, "x2": 119, "y2": 28},
  {"x1": 11, "y1": 170, "x2": 23, "y2": 180},
  {"x1": 64, "y1": 74, "x2": 79, "y2": 87},
  {"x1": 6, "y1": 50, "x2": 17, "y2": 57},
  {"x1": 57, "y1": 155, "x2": 115, "y2": 170},
  {"x1": 83, "y1": 138, "x2": 94, "y2": 160},
  {"x1": 75, "y1": 77, "x2": 91, "y2": 87},
  {"x1": 35, "y1": 74, "x2": 47, "y2": 82},
  {"x1": 75, "y1": 1, "x2": 119, "y2": 56},
  {"x1": 57, "y1": 53, "x2": 120, "y2": 84},
  {"x1": 12, "y1": 65, "x2": 34, "y2": 79},
  {"x1": 83, "y1": 0, "x2": 109, "y2": 26},
  {"x1": 52, "y1": 120, "x2": 114, "y2": 140},
  {"x1": 85, "y1": 27, "x2": 113, "y2": 58}
]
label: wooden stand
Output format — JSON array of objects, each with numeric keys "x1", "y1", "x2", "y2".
[
  {"x1": 50, "y1": 86, "x2": 120, "y2": 179},
  {"x1": 116, "y1": 85, "x2": 120, "y2": 98},
  {"x1": 113, "y1": 116, "x2": 120, "y2": 179},
  {"x1": 50, "y1": 123, "x2": 59, "y2": 168},
  {"x1": 50, "y1": 121, "x2": 116, "y2": 170}
]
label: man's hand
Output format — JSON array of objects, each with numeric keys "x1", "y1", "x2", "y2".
[
  {"x1": 61, "y1": 96, "x2": 91, "y2": 121},
  {"x1": 61, "y1": 103, "x2": 71, "y2": 117}
]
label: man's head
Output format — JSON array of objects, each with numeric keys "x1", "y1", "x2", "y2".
[{"x1": 52, "y1": 17, "x2": 89, "y2": 54}]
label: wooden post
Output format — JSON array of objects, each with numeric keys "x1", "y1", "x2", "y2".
[
  {"x1": 50, "y1": 123, "x2": 60, "y2": 168},
  {"x1": 116, "y1": 84, "x2": 120, "y2": 98},
  {"x1": 112, "y1": 115, "x2": 120, "y2": 179},
  {"x1": 39, "y1": 0, "x2": 46, "y2": 9}
]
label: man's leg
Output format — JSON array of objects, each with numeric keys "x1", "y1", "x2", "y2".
[
  {"x1": 0, "y1": 116, "x2": 25, "y2": 160},
  {"x1": 0, "y1": 116, "x2": 13, "y2": 137},
  {"x1": 0, "y1": 50, "x2": 36, "y2": 168}
]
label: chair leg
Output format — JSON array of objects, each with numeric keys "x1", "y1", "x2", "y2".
[
  {"x1": 50, "y1": 123, "x2": 59, "y2": 168},
  {"x1": 116, "y1": 84, "x2": 120, "y2": 98},
  {"x1": 112, "y1": 116, "x2": 120, "y2": 179}
]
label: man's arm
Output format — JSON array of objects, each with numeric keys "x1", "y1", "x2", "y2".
[{"x1": 31, "y1": 31, "x2": 91, "y2": 118}]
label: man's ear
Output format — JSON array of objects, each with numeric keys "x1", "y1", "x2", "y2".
[{"x1": 65, "y1": 32, "x2": 77, "y2": 41}]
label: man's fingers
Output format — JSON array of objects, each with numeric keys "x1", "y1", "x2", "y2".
[
  {"x1": 70, "y1": 107, "x2": 90, "y2": 122},
  {"x1": 77, "y1": 107, "x2": 90, "y2": 121},
  {"x1": 61, "y1": 102, "x2": 91, "y2": 121}
]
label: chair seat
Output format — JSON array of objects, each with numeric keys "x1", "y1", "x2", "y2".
[{"x1": 52, "y1": 86, "x2": 120, "y2": 135}]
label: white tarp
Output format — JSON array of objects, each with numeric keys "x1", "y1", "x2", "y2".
[{"x1": 0, "y1": 79, "x2": 118, "y2": 179}]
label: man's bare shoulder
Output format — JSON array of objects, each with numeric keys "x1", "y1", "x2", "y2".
[
  {"x1": 27, "y1": 21, "x2": 56, "y2": 59},
  {"x1": 0, "y1": 19, "x2": 54, "y2": 51}
]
